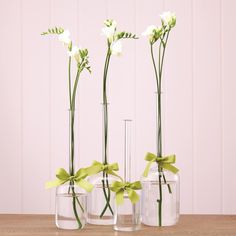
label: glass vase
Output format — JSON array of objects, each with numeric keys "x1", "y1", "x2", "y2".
[
  {"x1": 114, "y1": 120, "x2": 141, "y2": 231},
  {"x1": 141, "y1": 167, "x2": 179, "y2": 226},
  {"x1": 87, "y1": 103, "x2": 118, "y2": 225},
  {"x1": 56, "y1": 184, "x2": 87, "y2": 229}
]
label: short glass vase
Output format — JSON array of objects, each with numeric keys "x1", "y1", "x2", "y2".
[
  {"x1": 141, "y1": 167, "x2": 180, "y2": 226},
  {"x1": 55, "y1": 184, "x2": 87, "y2": 230},
  {"x1": 87, "y1": 173, "x2": 118, "y2": 225}
]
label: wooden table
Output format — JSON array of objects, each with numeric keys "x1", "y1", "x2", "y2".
[{"x1": 0, "y1": 215, "x2": 235, "y2": 236}]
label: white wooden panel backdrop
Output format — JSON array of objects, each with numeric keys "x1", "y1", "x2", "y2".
[{"x1": 0, "y1": 0, "x2": 235, "y2": 214}]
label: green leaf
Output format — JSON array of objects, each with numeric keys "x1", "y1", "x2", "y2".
[
  {"x1": 41, "y1": 27, "x2": 64, "y2": 36},
  {"x1": 116, "y1": 31, "x2": 138, "y2": 40}
]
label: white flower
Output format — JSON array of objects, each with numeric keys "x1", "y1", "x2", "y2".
[
  {"x1": 142, "y1": 25, "x2": 157, "y2": 37},
  {"x1": 102, "y1": 19, "x2": 117, "y2": 42},
  {"x1": 160, "y1": 11, "x2": 176, "y2": 28},
  {"x1": 142, "y1": 25, "x2": 163, "y2": 43},
  {"x1": 58, "y1": 30, "x2": 71, "y2": 45},
  {"x1": 110, "y1": 40, "x2": 122, "y2": 56},
  {"x1": 68, "y1": 46, "x2": 80, "y2": 63},
  {"x1": 102, "y1": 26, "x2": 116, "y2": 40}
]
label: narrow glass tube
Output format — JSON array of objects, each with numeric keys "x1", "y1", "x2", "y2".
[{"x1": 114, "y1": 120, "x2": 141, "y2": 231}]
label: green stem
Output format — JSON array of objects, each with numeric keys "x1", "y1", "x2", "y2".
[
  {"x1": 160, "y1": 31, "x2": 170, "y2": 78},
  {"x1": 69, "y1": 110, "x2": 75, "y2": 175},
  {"x1": 69, "y1": 69, "x2": 81, "y2": 175},
  {"x1": 75, "y1": 194, "x2": 85, "y2": 213},
  {"x1": 153, "y1": 30, "x2": 170, "y2": 227},
  {"x1": 163, "y1": 173, "x2": 172, "y2": 194},
  {"x1": 103, "y1": 50, "x2": 111, "y2": 164},
  {"x1": 68, "y1": 57, "x2": 72, "y2": 109},
  {"x1": 100, "y1": 172, "x2": 113, "y2": 217},
  {"x1": 71, "y1": 69, "x2": 81, "y2": 110},
  {"x1": 100, "y1": 46, "x2": 113, "y2": 217},
  {"x1": 71, "y1": 182, "x2": 82, "y2": 229},
  {"x1": 72, "y1": 195, "x2": 82, "y2": 229},
  {"x1": 150, "y1": 43, "x2": 159, "y2": 92},
  {"x1": 158, "y1": 173, "x2": 163, "y2": 226}
]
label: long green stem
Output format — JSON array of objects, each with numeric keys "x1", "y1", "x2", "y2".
[
  {"x1": 69, "y1": 69, "x2": 81, "y2": 176},
  {"x1": 100, "y1": 46, "x2": 113, "y2": 217},
  {"x1": 100, "y1": 172, "x2": 113, "y2": 217},
  {"x1": 72, "y1": 193, "x2": 82, "y2": 229},
  {"x1": 72, "y1": 70, "x2": 81, "y2": 110},
  {"x1": 69, "y1": 110, "x2": 75, "y2": 175},
  {"x1": 152, "y1": 30, "x2": 171, "y2": 227},
  {"x1": 150, "y1": 44, "x2": 159, "y2": 92},
  {"x1": 68, "y1": 52, "x2": 84, "y2": 227}
]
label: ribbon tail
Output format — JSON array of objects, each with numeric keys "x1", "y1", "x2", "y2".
[
  {"x1": 84, "y1": 165, "x2": 102, "y2": 176},
  {"x1": 127, "y1": 188, "x2": 140, "y2": 204},
  {"x1": 76, "y1": 179, "x2": 94, "y2": 192},
  {"x1": 107, "y1": 170, "x2": 123, "y2": 181},
  {"x1": 116, "y1": 190, "x2": 124, "y2": 205},
  {"x1": 162, "y1": 163, "x2": 179, "y2": 174},
  {"x1": 45, "y1": 179, "x2": 66, "y2": 189},
  {"x1": 143, "y1": 161, "x2": 153, "y2": 177}
]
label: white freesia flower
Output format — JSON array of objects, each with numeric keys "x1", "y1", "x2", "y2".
[
  {"x1": 58, "y1": 30, "x2": 71, "y2": 45},
  {"x1": 160, "y1": 11, "x2": 176, "y2": 28},
  {"x1": 110, "y1": 40, "x2": 122, "y2": 56},
  {"x1": 102, "y1": 26, "x2": 116, "y2": 40},
  {"x1": 68, "y1": 46, "x2": 80, "y2": 63},
  {"x1": 142, "y1": 25, "x2": 157, "y2": 37},
  {"x1": 142, "y1": 25, "x2": 163, "y2": 43},
  {"x1": 102, "y1": 19, "x2": 117, "y2": 42}
]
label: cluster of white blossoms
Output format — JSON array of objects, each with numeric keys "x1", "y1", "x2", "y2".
[
  {"x1": 142, "y1": 11, "x2": 176, "y2": 44},
  {"x1": 58, "y1": 29, "x2": 83, "y2": 63},
  {"x1": 101, "y1": 19, "x2": 122, "y2": 56}
]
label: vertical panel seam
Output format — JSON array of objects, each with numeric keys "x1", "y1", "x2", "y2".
[
  {"x1": 20, "y1": 0, "x2": 23, "y2": 214},
  {"x1": 49, "y1": 0, "x2": 52, "y2": 214},
  {"x1": 163, "y1": 0, "x2": 166, "y2": 155},
  {"x1": 191, "y1": 0, "x2": 195, "y2": 214},
  {"x1": 77, "y1": 0, "x2": 81, "y2": 169},
  {"x1": 133, "y1": 0, "x2": 137, "y2": 180},
  {"x1": 220, "y1": 0, "x2": 224, "y2": 215}
]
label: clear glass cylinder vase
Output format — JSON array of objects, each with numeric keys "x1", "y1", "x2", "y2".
[
  {"x1": 141, "y1": 167, "x2": 179, "y2": 226},
  {"x1": 56, "y1": 184, "x2": 87, "y2": 229},
  {"x1": 114, "y1": 120, "x2": 141, "y2": 231},
  {"x1": 87, "y1": 103, "x2": 118, "y2": 225}
]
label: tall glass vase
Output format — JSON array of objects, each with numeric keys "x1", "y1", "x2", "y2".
[
  {"x1": 55, "y1": 110, "x2": 87, "y2": 230},
  {"x1": 87, "y1": 104, "x2": 118, "y2": 225},
  {"x1": 141, "y1": 93, "x2": 180, "y2": 226},
  {"x1": 114, "y1": 120, "x2": 141, "y2": 231}
]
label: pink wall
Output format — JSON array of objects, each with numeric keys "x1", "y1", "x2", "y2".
[{"x1": 0, "y1": 0, "x2": 235, "y2": 214}]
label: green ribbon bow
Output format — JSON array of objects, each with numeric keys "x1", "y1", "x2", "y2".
[
  {"x1": 46, "y1": 168, "x2": 94, "y2": 192},
  {"x1": 143, "y1": 152, "x2": 179, "y2": 177},
  {"x1": 110, "y1": 181, "x2": 142, "y2": 205},
  {"x1": 85, "y1": 160, "x2": 122, "y2": 180}
]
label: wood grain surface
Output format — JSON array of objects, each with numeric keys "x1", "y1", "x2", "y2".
[{"x1": 0, "y1": 215, "x2": 235, "y2": 236}]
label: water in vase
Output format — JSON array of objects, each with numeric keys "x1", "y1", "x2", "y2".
[
  {"x1": 141, "y1": 180, "x2": 179, "y2": 226},
  {"x1": 56, "y1": 191, "x2": 87, "y2": 229}
]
